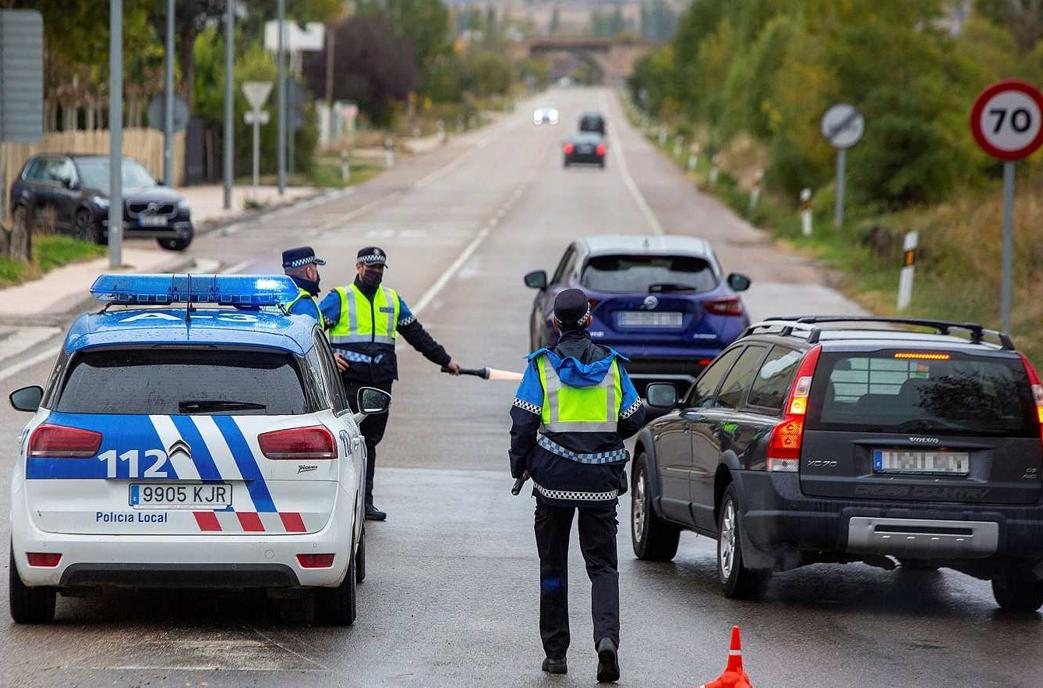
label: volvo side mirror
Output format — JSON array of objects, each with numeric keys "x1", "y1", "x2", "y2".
[
  {"x1": 10, "y1": 385, "x2": 43, "y2": 412},
  {"x1": 524, "y1": 270, "x2": 548, "y2": 290}
]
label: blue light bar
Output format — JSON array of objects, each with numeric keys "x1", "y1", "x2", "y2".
[{"x1": 89, "y1": 274, "x2": 299, "y2": 307}]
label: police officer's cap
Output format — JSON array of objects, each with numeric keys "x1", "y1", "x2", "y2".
[
  {"x1": 553, "y1": 288, "x2": 590, "y2": 326},
  {"x1": 282, "y1": 246, "x2": 326, "y2": 269},
  {"x1": 357, "y1": 246, "x2": 389, "y2": 268}
]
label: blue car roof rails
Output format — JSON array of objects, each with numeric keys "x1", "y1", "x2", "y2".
[
  {"x1": 751, "y1": 316, "x2": 1015, "y2": 350},
  {"x1": 89, "y1": 274, "x2": 298, "y2": 314}
]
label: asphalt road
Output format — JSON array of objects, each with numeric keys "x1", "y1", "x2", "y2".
[{"x1": 1, "y1": 88, "x2": 1040, "y2": 688}]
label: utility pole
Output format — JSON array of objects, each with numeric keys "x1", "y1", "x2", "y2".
[
  {"x1": 223, "y1": 0, "x2": 234, "y2": 209},
  {"x1": 163, "y1": 0, "x2": 173, "y2": 187},
  {"x1": 325, "y1": 23, "x2": 335, "y2": 145},
  {"x1": 108, "y1": 0, "x2": 123, "y2": 268},
  {"x1": 277, "y1": 0, "x2": 286, "y2": 194}
]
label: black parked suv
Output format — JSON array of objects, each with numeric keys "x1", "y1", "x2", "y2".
[
  {"x1": 632, "y1": 316, "x2": 1043, "y2": 611},
  {"x1": 9, "y1": 154, "x2": 194, "y2": 251}
]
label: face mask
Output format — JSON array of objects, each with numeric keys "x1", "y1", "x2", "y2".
[
  {"x1": 360, "y1": 269, "x2": 382, "y2": 288},
  {"x1": 292, "y1": 274, "x2": 320, "y2": 296}
]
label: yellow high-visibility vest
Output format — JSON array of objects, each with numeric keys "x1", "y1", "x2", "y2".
[
  {"x1": 328, "y1": 284, "x2": 400, "y2": 346},
  {"x1": 537, "y1": 354, "x2": 622, "y2": 433}
]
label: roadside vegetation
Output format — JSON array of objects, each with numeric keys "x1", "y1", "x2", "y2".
[
  {"x1": 0, "y1": 236, "x2": 105, "y2": 288},
  {"x1": 627, "y1": 0, "x2": 1043, "y2": 362}
]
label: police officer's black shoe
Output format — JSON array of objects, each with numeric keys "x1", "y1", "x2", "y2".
[
  {"x1": 596, "y1": 638, "x2": 620, "y2": 683},
  {"x1": 365, "y1": 505, "x2": 387, "y2": 521},
  {"x1": 542, "y1": 657, "x2": 567, "y2": 674}
]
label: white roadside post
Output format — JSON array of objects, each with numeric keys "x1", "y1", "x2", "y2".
[
  {"x1": 340, "y1": 149, "x2": 350, "y2": 184},
  {"x1": 969, "y1": 79, "x2": 1043, "y2": 333},
  {"x1": 749, "y1": 169, "x2": 764, "y2": 212},
  {"x1": 673, "y1": 135, "x2": 683, "y2": 159},
  {"x1": 709, "y1": 154, "x2": 720, "y2": 186},
  {"x1": 897, "y1": 231, "x2": 919, "y2": 311},
  {"x1": 456, "y1": 115, "x2": 464, "y2": 133},
  {"x1": 437, "y1": 119, "x2": 446, "y2": 143},
  {"x1": 384, "y1": 137, "x2": 394, "y2": 168},
  {"x1": 687, "y1": 142, "x2": 699, "y2": 173},
  {"x1": 820, "y1": 103, "x2": 865, "y2": 229},
  {"x1": 800, "y1": 188, "x2": 813, "y2": 237},
  {"x1": 242, "y1": 81, "x2": 274, "y2": 201},
  {"x1": 658, "y1": 125, "x2": 667, "y2": 146}
]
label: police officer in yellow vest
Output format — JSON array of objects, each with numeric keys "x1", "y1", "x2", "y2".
[
  {"x1": 320, "y1": 246, "x2": 460, "y2": 521},
  {"x1": 281, "y1": 246, "x2": 326, "y2": 326},
  {"x1": 509, "y1": 288, "x2": 645, "y2": 683}
]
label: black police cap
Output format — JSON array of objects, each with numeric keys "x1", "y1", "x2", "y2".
[
  {"x1": 553, "y1": 288, "x2": 590, "y2": 325},
  {"x1": 357, "y1": 246, "x2": 388, "y2": 268},
  {"x1": 282, "y1": 246, "x2": 326, "y2": 269}
]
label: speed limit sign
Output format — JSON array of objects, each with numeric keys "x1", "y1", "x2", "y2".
[{"x1": 970, "y1": 79, "x2": 1043, "y2": 160}]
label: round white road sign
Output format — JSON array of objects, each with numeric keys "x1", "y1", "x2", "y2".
[
  {"x1": 970, "y1": 80, "x2": 1043, "y2": 161},
  {"x1": 820, "y1": 104, "x2": 865, "y2": 149}
]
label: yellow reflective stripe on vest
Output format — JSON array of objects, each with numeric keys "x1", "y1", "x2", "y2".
[
  {"x1": 537, "y1": 355, "x2": 622, "y2": 433},
  {"x1": 329, "y1": 284, "x2": 400, "y2": 345},
  {"x1": 287, "y1": 288, "x2": 325, "y2": 329}
]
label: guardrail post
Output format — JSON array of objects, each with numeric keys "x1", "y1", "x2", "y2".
[
  {"x1": 897, "y1": 230, "x2": 919, "y2": 311},
  {"x1": 341, "y1": 149, "x2": 350, "y2": 184},
  {"x1": 800, "y1": 188, "x2": 813, "y2": 236},
  {"x1": 709, "y1": 154, "x2": 720, "y2": 186},
  {"x1": 749, "y1": 169, "x2": 764, "y2": 212},
  {"x1": 384, "y1": 137, "x2": 394, "y2": 168}
]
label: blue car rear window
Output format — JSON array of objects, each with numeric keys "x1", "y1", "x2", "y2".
[{"x1": 580, "y1": 255, "x2": 717, "y2": 293}]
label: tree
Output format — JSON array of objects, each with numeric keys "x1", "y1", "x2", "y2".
[
  {"x1": 976, "y1": 0, "x2": 1043, "y2": 52},
  {"x1": 301, "y1": 14, "x2": 417, "y2": 125},
  {"x1": 357, "y1": 0, "x2": 450, "y2": 73}
]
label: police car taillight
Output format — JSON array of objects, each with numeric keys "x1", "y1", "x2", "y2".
[
  {"x1": 89, "y1": 274, "x2": 299, "y2": 306},
  {"x1": 258, "y1": 426, "x2": 336, "y2": 460},
  {"x1": 28, "y1": 425, "x2": 102, "y2": 458},
  {"x1": 767, "y1": 345, "x2": 822, "y2": 472},
  {"x1": 297, "y1": 553, "x2": 335, "y2": 568},
  {"x1": 26, "y1": 553, "x2": 62, "y2": 567},
  {"x1": 1019, "y1": 353, "x2": 1043, "y2": 445}
]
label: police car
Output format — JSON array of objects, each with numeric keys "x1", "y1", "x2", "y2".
[{"x1": 8, "y1": 274, "x2": 389, "y2": 625}]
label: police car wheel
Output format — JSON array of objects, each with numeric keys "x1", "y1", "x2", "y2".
[
  {"x1": 717, "y1": 484, "x2": 768, "y2": 600},
  {"x1": 9, "y1": 547, "x2": 56, "y2": 624},
  {"x1": 630, "y1": 453, "x2": 680, "y2": 562},
  {"x1": 355, "y1": 527, "x2": 366, "y2": 584},
  {"x1": 315, "y1": 550, "x2": 357, "y2": 626}
]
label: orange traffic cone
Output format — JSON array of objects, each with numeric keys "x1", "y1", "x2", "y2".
[{"x1": 699, "y1": 626, "x2": 753, "y2": 688}]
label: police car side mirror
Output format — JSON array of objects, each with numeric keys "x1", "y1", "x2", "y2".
[
  {"x1": 354, "y1": 387, "x2": 391, "y2": 424},
  {"x1": 524, "y1": 270, "x2": 547, "y2": 290},
  {"x1": 10, "y1": 385, "x2": 43, "y2": 412},
  {"x1": 645, "y1": 383, "x2": 678, "y2": 409},
  {"x1": 727, "y1": 273, "x2": 751, "y2": 292}
]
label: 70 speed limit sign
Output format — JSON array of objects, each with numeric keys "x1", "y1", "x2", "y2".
[{"x1": 970, "y1": 79, "x2": 1043, "y2": 161}]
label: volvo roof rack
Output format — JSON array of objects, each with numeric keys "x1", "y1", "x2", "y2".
[{"x1": 743, "y1": 316, "x2": 1014, "y2": 350}]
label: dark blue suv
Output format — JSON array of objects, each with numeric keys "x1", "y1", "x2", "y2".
[{"x1": 524, "y1": 235, "x2": 751, "y2": 391}]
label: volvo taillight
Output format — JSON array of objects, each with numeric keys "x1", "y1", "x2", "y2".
[
  {"x1": 1019, "y1": 353, "x2": 1043, "y2": 444},
  {"x1": 767, "y1": 345, "x2": 822, "y2": 472},
  {"x1": 28, "y1": 425, "x2": 102, "y2": 458},
  {"x1": 704, "y1": 298, "x2": 744, "y2": 316},
  {"x1": 258, "y1": 426, "x2": 336, "y2": 460}
]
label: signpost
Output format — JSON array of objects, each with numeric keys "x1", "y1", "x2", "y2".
[
  {"x1": 820, "y1": 103, "x2": 865, "y2": 228},
  {"x1": 970, "y1": 79, "x2": 1043, "y2": 333},
  {"x1": 243, "y1": 81, "x2": 274, "y2": 199}
]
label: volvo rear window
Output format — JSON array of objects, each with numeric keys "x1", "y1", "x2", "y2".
[
  {"x1": 808, "y1": 351, "x2": 1036, "y2": 436},
  {"x1": 580, "y1": 255, "x2": 717, "y2": 293},
  {"x1": 54, "y1": 349, "x2": 314, "y2": 415}
]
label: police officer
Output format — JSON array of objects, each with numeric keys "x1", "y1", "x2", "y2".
[
  {"x1": 320, "y1": 246, "x2": 461, "y2": 521},
  {"x1": 281, "y1": 246, "x2": 326, "y2": 326},
  {"x1": 509, "y1": 288, "x2": 645, "y2": 683}
]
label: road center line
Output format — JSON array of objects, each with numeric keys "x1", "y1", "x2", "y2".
[
  {"x1": 603, "y1": 92, "x2": 664, "y2": 236},
  {"x1": 0, "y1": 344, "x2": 61, "y2": 383}
]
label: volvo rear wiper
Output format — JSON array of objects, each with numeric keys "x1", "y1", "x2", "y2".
[
  {"x1": 178, "y1": 400, "x2": 267, "y2": 413},
  {"x1": 648, "y1": 282, "x2": 698, "y2": 293}
]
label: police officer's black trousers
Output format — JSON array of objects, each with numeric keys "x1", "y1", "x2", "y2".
[
  {"x1": 534, "y1": 502, "x2": 619, "y2": 659},
  {"x1": 344, "y1": 379, "x2": 393, "y2": 506}
]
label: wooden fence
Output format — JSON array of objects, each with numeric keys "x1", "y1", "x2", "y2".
[{"x1": 1, "y1": 128, "x2": 186, "y2": 224}]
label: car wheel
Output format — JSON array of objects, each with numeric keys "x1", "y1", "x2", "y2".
[
  {"x1": 157, "y1": 236, "x2": 192, "y2": 251},
  {"x1": 630, "y1": 452, "x2": 680, "y2": 561},
  {"x1": 563, "y1": 159, "x2": 569, "y2": 168},
  {"x1": 599, "y1": 160, "x2": 606, "y2": 169},
  {"x1": 717, "y1": 484, "x2": 769, "y2": 600},
  {"x1": 355, "y1": 526, "x2": 366, "y2": 584},
  {"x1": 315, "y1": 550, "x2": 357, "y2": 625},
  {"x1": 991, "y1": 565, "x2": 1043, "y2": 612},
  {"x1": 9, "y1": 546, "x2": 56, "y2": 624},
  {"x1": 75, "y1": 209, "x2": 102, "y2": 244}
]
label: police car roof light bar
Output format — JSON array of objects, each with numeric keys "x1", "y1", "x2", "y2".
[{"x1": 89, "y1": 274, "x2": 299, "y2": 308}]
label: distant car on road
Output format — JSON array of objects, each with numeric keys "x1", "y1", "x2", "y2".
[
  {"x1": 533, "y1": 106, "x2": 559, "y2": 126},
  {"x1": 7, "y1": 274, "x2": 388, "y2": 625},
  {"x1": 562, "y1": 132, "x2": 607, "y2": 168},
  {"x1": 579, "y1": 111, "x2": 606, "y2": 135},
  {"x1": 524, "y1": 235, "x2": 751, "y2": 391},
  {"x1": 633, "y1": 316, "x2": 1043, "y2": 611},
  {"x1": 9, "y1": 154, "x2": 195, "y2": 251}
]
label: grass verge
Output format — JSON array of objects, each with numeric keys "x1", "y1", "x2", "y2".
[{"x1": 0, "y1": 235, "x2": 106, "y2": 288}]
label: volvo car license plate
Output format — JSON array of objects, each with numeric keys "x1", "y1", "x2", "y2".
[
  {"x1": 873, "y1": 449, "x2": 970, "y2": 475},
  {"x1": 130, "y1": 483, "x2": 232, "y2": 509},
  {"x1": 139, "y1": 215, "x2": 168, "y2": 227},
  {"x1": 618, "y1": 311, "x2": 683, "y2": 328}
]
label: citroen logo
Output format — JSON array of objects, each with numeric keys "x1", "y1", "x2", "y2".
[
  {"x1": 642, "y1": 295, "x2": 658, "y2": 310},
  {"x1": 168, "y1": 439, "x2": 192, "y2": 459}
]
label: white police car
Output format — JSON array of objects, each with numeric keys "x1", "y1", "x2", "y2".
[{"x1": 8, "y1": 274, "x2": 388, "y2": 625}]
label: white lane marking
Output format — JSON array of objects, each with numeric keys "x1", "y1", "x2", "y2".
[
  {"x1": 313, "y1": 191, "x2": 403, "y2": 233},
  {"x1": 602, "y1": 93, "x2": 664, "y2": 236},
  {"x1": 149, "y1": 415, "x2": 202, "y2": 480},
  {"x1": 0, "y1": 326, "x2": 60, "y2": 363},
  {"x1": 0, "y1": 344, "x2": 61, "y2": 383},
  {"x1": 412, "y1": 226, "x2": 492, "y2": 316},
  {"x1": 248, "y1": 625, "x2": 330, "y2": 671},
  {"x1": 192, "y1": 416, "x2": 245, "y2": 482}
]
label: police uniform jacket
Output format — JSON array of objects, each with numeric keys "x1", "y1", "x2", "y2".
[
  {"x1": 509, "y1": 330, "x2": 645, "y2": 508},
  {"x1": 319, "y1": 276, "x2": 450, "y2": 384}
]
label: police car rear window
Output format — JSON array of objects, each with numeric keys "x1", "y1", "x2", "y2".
[
  {"x1": 580, "y1": 254, "x2": 717, "y2": 294},
  {"x1": 807, "y1": 351, "x2": 1036, "y2": 437},
  {"x1": 54, "y1": 349, "x2": 312, "y2": 416}
]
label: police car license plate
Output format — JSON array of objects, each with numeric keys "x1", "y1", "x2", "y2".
[
  {"x1": 139, "y1": 215, "x2": 167, "y2": 227},
  {"x1": 129, "y1": 483, "x2": 232, "y2": 509},
  {"x1": 618, "y1": 311, "x2": 683, "y2": 328},
  {"x1": 873, "y1": 450, "x2": 970, "y2": 475}
]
